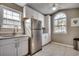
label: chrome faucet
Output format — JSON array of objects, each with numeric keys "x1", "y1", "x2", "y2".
[{"x1": 13, "y1": 25, "x2": 18, "y2": 35}]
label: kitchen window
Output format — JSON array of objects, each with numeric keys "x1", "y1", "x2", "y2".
[
  {"x1": 53, "y1": 12, "x2": 67, "y2": 33},
  {"x1": 2, "y1": 7, "x2": 21, "y2": 29}
]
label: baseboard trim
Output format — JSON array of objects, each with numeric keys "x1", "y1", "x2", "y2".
[
  {"x1": 42, "y1": 41, "x2": 52, "y2": 47},
  {"x1": 24, "y1": 49, "x2": 42, "y2": 56},
  {"x1": 53, "y1": 41, "x2": 73, "y2": 48},
  {"x1": 30, "y1": 48, "x2": 42, "y2": 56}
]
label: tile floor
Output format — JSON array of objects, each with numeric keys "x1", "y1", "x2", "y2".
[{"x1": 33, "y1": 42, "x2": 79, "y2": 56}]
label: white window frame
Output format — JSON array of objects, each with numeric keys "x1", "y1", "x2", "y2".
[
  {"x1": 53, "y1": 12, "x2": 67, "y2": 34},
  {"x1": 0, "y1": 5, "x2": 22, "y2": 29}
]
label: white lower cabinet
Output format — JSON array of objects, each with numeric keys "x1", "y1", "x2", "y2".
[
  {"x1": 42, "y1": 34, "x2": 49, "y2": 46},
  {"x1": 0, "y1": 36, "x2": 28, "y2": 56},
  {"x1": 0, "y1": 43, "x2": 16, "y2": 56},
  {"x1": 17, "y1": 37, "x2": 28, "y2": 56}
]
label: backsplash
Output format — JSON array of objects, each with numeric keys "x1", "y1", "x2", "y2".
[{"x1": 0, "y1": 28, "x2": 23, "y2": 36}]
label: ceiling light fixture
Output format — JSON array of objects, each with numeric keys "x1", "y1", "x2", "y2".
[{"x1": 52, "y1": 3, "x2": 57, "y2": 11}]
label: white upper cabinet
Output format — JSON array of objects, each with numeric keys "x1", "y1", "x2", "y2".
[
  {"x1": 23, "y1": 6, "x2": 45, "y2": 27},
  {"x1": 32, "y1": 9, "x2": 38, "y2": 19},
  {"x1": 38, "y1": 13, "x2": 44, "y2": 27},
  {"x1": 23, "y1": 6, "x2": 37, "y2": 19},
  {"x1": 23, "y1": 6, "x2": 33, "y2": 18}
]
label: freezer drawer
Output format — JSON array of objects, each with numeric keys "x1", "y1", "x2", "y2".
[{"x1": 30, "y1": 30, "x2": 42, "y2": 55}]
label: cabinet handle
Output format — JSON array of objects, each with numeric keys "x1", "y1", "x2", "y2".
[
  {"x1": 15, "y1": 42, "x2": 17, "y2": 48},
  {"x1": 17, "y1": 42, "x2": 19, "y2": 47},
  {"x1": 15, "y1": 42, "x2": 19, "y2": 48},
  {"x1": 15, "y1": 40, "x2": 19, "y2": 48}
]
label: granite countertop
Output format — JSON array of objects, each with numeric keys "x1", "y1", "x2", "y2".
[{"x1": 0, "y1": 35, "x2": 30, "y2": 40}]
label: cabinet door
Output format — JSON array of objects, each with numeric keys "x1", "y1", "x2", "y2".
[
  {"x1": 18, "y1": 37, "x2": 28, "y2": 56},
  {"x1": 38, "y1": 13, "x2": 44, "y2": 27},
  {"x1": 32, "y1": 9, "x2": 38, "y2": 19},
  {"x1": 42, "y1": 34, "x2": 49, "y2": 46},
  {"x1": 0, "y1": 43, "x2": 16, "y2": 56},
  {"x1": 25, "y1": 6, "x2": 33, "y2": 18},
  {"x1": 42, "y1": 34, "x2": 46, "y2": 46}
]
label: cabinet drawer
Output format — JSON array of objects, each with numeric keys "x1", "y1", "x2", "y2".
[
  {"x1": 17, "y1": 37, "x2": 29, "y2": 42},
  {"x1": 0, "y1": 39, "x2": 15, "y2": 46}
]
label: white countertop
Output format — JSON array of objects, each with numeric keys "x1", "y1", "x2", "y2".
[{"x1": 0, "y1": 35, "x2": 30, "y2": 40}]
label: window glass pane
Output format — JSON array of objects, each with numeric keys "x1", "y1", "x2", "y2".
[
  {"x1": 13, "y1": 16, "x2": 20, "y2": 21},
  {"x1": 10, "y1": 20, "x2": 13, "y2": 24},
  {"x1": 54, "y1": 14, "x2": 59, "y2": 19},
  {"x1": 17, "y1": 13, "x2": 19, "y2": 17},
  {"x1": 58, "y1": 19, "x2": 66, "y2": 26},
  {"x1": 16, "y1": 16, "x2": 19, "y2": 20},
  {"x1": 54, "y1": 27, "x2": 59, "y2": 32},
  {"x1": 62, "y1": 19, "x2": 66, "y2": 25},
  {"x1": 14, "y1": 22, "x2": 19, "y2": 25},
  {"x1": 3, "y1": 13, "x2": 7, "y2": 18},
  {"x1": 13, "y1": 12, "x2": 19, "y2": 17},
  {"x1": 59, "y1": 13, "x2": 65, "y2": 18},
  {"x1": 3, "y1": 9, "x2": 7, "y2": 14},
  {"x1": 6, "y1": 20, "x2": 10, "y2": 24},
  {"x1": 7, "y1": 14, "x2": 12, "y2": 19},
  {"x1": 3, "y1": 19, "x2": 7, "y2": 24},
  {"x1": 58, "y1": 20, "x2": 62, "y2": 25},
  {"x1": 13, "y1": 12, "x2": 16, "y2": 16},
  {"x1": 13, "y1": 16, "x2": 16, "y2": 20},
  {"x1": 54, "y1": 20, "x2": 58, "y2": 26},
  {"x1": 9, "y1": 20, "x2": 13, "y2": 24},
  {"x1": 61, "y1": 26, "x2": 66, "y2": 32},
  {"x1": 58, "y1": 26, "x2": 62, "y2": 32},
  {"x1": 7, "y1": 10, "x2": 12, "y2": 15},
  {"x1": 18, "y1": 22, "x2": 21, "y2": 25},
  {"x1": 6, "y1": 20, "x2": 13, "y2": 25}
]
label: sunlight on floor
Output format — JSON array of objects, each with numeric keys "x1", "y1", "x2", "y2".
[{"x1": 33, "y1": 42, "x2": 79, "y2": 56}]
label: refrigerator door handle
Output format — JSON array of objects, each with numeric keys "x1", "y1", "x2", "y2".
[{"x1": 31, "y1": 33, "x2": 33, "y2": 37}]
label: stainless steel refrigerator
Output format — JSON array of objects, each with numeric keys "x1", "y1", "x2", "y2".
[{"x1": 25, "y1": 18, "x2": 42, "y2": 55}]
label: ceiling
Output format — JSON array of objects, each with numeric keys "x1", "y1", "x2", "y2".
[{"x1": 16, "y1": 3, "x2": 79, "y2": 15}]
